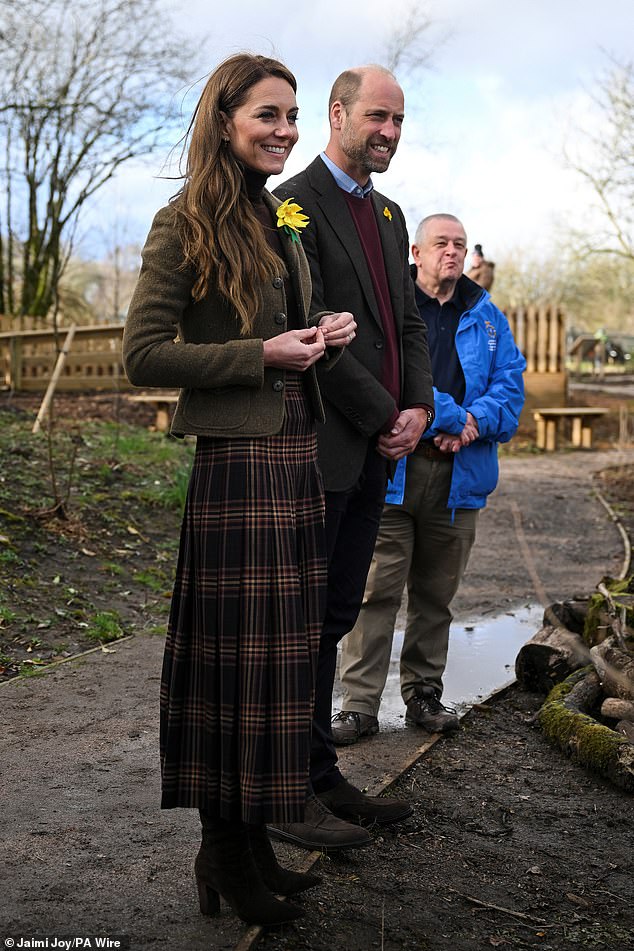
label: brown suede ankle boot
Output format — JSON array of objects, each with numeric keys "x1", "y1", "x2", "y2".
[
  {"x1": 248, "y1": 825, "x2": 321, "y2": 896},
  {"x1": 196, "y1": 811, "x2": 304, "y2": 926}
]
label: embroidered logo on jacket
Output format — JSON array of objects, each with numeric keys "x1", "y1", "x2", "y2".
[{"x1": 485, "y1": 320, "x2": 497, "y2": 351}]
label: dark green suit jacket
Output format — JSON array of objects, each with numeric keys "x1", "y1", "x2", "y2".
[
  {"x1": 275, "y1": 156, "x2": 434, "y2": 491},
  {"x1": 123, "y1": 192, "x2": 327, "y2": 437}
]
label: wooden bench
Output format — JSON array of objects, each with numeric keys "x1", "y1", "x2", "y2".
[
  {"x1": 127, "y1": 393, "x2": 178, "y2": 432},
  {"x1": 533, "y1": 406, "x2": 609, "y2": 451}
]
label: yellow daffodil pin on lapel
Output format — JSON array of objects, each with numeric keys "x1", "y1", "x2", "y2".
[
  {"x1": 276, "y1": 198, "x2": 309, "y2": 243},
  {"x1": 383, "y1": 206, "x2": 393, "y2": 221}
]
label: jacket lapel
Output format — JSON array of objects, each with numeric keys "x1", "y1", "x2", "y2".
[
  {"x1": 263, "y1": 190, "x2": 311, "y2": 323},
  {"x1": 372, "y1": 192, "x2": 404, "y2": 330},
  {"x1": 306, "y1": 159, "x2": 383, "y2": 329}
]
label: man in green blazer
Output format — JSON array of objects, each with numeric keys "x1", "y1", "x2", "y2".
[{"x1": 270, "y1": 65, "x2": 434, "y2": 851}]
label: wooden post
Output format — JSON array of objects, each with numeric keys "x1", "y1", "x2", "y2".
[
  {"x1": 32, "y1": 324, "x2": 76, "y2": 434},
  {"x1": 155, "y1": 400, "x2": 171, "y2": 433},
  {"x1": 9, "y1": 336, "x2": 22, "y2": 390},
  {"x1": 526, "y1": 305, "x2": 537, "y2": 373},
  {"x1": 581, "y1": 419, "x2": 593, "y2": 449},
  {"x1": 537, "y1": 305, "x2": 548, "y2": 373},
  {"x1": 619, "y1": 404, "x2": 628, "y2": 448},
  {"x1": 548, "y1": 305, "x2": 561, "y2": 373},
  {"x1": 535, "y1": 413, "x2": 546, "y2": 449}
]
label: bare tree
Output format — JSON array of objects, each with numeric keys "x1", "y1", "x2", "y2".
[
  {"x1": 567, "y1": 55, "x2": 634, "y2": 262},
  {"x1": 0, "y1": 0, "x2": 195, "y2": 323},
  {"x1": 494, "y1": 245, "x2": 634, "y2": 333},
  {"x1": 380, "y1": 1, "x2": 436, "y2": 78},
  {"x1": 376, "y1": 0, "x2": 448, "y2": 86}
]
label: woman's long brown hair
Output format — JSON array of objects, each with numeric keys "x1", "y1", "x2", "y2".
[{"x1": 175, "y1": 53, "x2": 297, "y2": 335}]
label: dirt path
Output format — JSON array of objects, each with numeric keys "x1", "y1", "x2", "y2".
[
  {"x1": 454, "y1": 448, "x2": 632, "y2": 616},
  {"x1": 1, "y1": 448, "x2": 633, "y2": 951}
]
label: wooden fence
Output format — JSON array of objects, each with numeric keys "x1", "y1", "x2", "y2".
[
  {"x1": 0, "y1": 306, "x2": 567, "y2": 403},
  {"x1": 505, "y1": 304, "x2": 566, "y2": 373},
  {"x1": 0, "y1": 323, "x2": 129, "y2": 392},
  {"x1": 505, "y1": 303, "x2": 567, "y2": 412}
]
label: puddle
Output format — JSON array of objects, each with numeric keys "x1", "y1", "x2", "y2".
[
  {"x1": 440, "y1": 604, "x2": 544, "y2": 713},
  {"x1": 334, "y1": 603, "x2": 544, "y2": 729}
]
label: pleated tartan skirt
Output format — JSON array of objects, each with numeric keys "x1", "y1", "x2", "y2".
[{"x1": 159, "y1": 375, "x2": 327, "y2": 824}]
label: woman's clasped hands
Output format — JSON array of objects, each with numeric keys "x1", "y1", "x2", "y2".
[
  {"x1": 263, "y1": 327, "x2": 326, "y2": 370},
  {"x1": 263, "y1": 311, "x2": 357, "y2": 370}
]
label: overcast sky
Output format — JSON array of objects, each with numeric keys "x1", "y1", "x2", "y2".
[{"x1": 85, "y1": 0, "x2": 633, "y2": 263}]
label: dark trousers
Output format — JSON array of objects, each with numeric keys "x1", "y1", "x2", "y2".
[{"x1": 310, "y1": 446, "x2": 388, "y2": 793}]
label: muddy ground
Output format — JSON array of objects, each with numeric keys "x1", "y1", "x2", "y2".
[{"x1": 1, "y1": 394, "x2": 634, "y2": 951}]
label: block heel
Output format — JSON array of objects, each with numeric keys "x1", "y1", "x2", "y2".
[{"x1": 196, "y1": 876, "x2": 220, "y2": 916}]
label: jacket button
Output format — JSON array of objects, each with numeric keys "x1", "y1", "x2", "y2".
[
  {"x1": 275, "y1": 312, "x2": 286, "y2": 324},
  {"x1": 272, "y1": 276, "x2": 283, "y2": 288},
  {"x1": 374, "y1": 340, "x2": 384, "y2": 349},
  {"x1": 272, "y1": 380, "x2": 284, "y2": 392}
]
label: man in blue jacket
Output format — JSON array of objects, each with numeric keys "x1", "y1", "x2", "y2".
[{"x1": 331, "y1": 213, "x2": 526, "y2": 743}]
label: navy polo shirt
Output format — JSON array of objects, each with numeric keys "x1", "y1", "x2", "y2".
[{"x1": 413, "y1": 274, "x2": 466, "y2": 406}]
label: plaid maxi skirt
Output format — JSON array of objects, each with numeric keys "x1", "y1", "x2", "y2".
[{"x1": 160, "y1": 375, "x2": 327, "y2": 824}]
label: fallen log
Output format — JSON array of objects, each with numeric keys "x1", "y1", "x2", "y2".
[
  {"x1": 543, "y1": 599, "x2": 590, "y2": 635},
  {"x1": 590, "y1": 638, "x2": 634, "y2": 701},
  {"x1": 537, "y1": 667, "x2": 634, "y2": 792},
  {"x1": 601, "y1": 698, "x2": 634, "y2": 721},
  {"x1": 515, "y1": 624, "x2": 589, "y2": 693}
]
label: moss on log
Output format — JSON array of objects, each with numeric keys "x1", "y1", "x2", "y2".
[
  {"x1": 584, "y1": 576, "x2": 634, "y2": 647},
  {"x1": 538, "y1": 667, "x2": 634, "y2": 793}
]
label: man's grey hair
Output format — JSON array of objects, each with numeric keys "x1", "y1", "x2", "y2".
[{"x1": 414, "y1": 213, "x2": 465, "y2": 247}]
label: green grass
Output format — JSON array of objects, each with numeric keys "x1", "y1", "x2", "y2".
[
  {"x1": 0, "y1": 412, "x2": 194, "y2": 517},
  {"x1": 0, "y1": 409, "x2": 187, "y2": 678},
  {"x1": 84, "y1": 610, "x2": 125, "y2": 644},
  {"x1": 133, "y1": 567, "x2": 170, "y2": 592},
  {"x1": 0, "y1": 606, "x2": 18, "y2": 625},
  {"x1": 101, "y1": 561, "x2": 124, "y2": 576}
]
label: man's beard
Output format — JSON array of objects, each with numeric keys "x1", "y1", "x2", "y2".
[{"x1": 340, "y1": 128, "x2": 394, "y2": 174}]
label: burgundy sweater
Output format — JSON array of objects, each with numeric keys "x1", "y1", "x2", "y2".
[{"x1": 343, "y1": 192, "x2": 400, "y2": 418}]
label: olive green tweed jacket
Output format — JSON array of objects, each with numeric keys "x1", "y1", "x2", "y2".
[{"x1": 123, "y1": 192, "x2": 328, "y2": 437}]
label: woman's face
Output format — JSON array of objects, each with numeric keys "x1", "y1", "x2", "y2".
[{"x1": 223, "y1": 76, "x2": 299, "y2": 176}]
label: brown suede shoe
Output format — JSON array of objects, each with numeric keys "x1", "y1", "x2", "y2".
[
  {"x1": 317, "y1": 779, "x2": 412, "y2": 826},
  {"x1": 267, "y1": 795, "x2": 372, "y2": 852}
]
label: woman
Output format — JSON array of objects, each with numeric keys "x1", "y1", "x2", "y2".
[{"x1": 123, "y1": 53, "x2": 356, "y2": 927}]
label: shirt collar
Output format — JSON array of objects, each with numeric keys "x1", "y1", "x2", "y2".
[
  {"x1": 414, "y1": 278, "x2": 463, "y2": 310},
  {"x1": 320, "y1": 151, "x2": 374, "y2": 198}
]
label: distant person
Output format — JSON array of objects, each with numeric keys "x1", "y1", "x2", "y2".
[
  {"x1": 466, "y1": 242, "x2": 495, "y2": 290},
  {"x1": 332, "y1": 213, "x2": 525, "y2": 745},
  {"x1": 123, "y1": 53, "x2": 357, "y2": 927},
  {"x1": 268, "y1": 65, "x2": 434, "y2": 852}
]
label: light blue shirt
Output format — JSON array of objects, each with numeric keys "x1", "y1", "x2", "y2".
[{"x1": 319, "y1": 151, "x2": 374, "y2": 198}]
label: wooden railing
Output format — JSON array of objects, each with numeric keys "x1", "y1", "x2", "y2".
[
  {"x1": 505, "y1": 304, "x2": 566, "y2": 373},
  {"x1": 0, "y1": 305, "x2": 568, "y2": 394},
  {"x1": 0, "y1": 323, "x2": 128, "y2": 392}
]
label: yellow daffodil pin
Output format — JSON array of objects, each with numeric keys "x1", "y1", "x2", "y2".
[
  {"x1": 276, "y1": 198, "x2": 309, "y2": 243},
  {"x1": 383, "y1": 206, "x2": 393, "y2": 221}
]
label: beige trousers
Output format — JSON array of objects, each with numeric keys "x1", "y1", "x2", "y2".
[{"x1": 339, "y1": 451, "x2": 478, "y2": 716}]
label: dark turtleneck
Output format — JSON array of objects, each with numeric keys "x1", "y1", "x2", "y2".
[
  {"x1": 243, "y1": 165, "x2": 299, "y2": 330},
  {"x1": 243, "y1": 167, "x2": 268, "y2": 204}
]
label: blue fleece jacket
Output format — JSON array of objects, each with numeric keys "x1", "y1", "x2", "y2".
[{"x1": 386, "y1": 278, "x2": 526, "y2": 510}]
